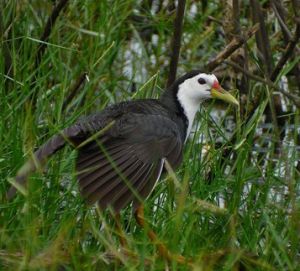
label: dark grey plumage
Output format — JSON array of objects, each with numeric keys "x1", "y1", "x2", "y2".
[
  {"x1": 7, "y1": 71, "x2": 205, "y2": 211},
  {"x1": 75, "y1": 110, "x2": 183, "y2": 211}
]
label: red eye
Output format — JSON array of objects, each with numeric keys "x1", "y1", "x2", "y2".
[{"x1": 198, "y1": 78, "x2": 206, "y2": 85}]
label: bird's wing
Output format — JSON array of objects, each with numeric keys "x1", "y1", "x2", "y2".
[{"x1": 76, "y1": 113, "x2": 183, "y2": 212}]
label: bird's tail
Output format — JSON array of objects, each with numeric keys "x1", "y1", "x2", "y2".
[{"x1": 7, "y1": 133, "x2": 67, "y2": 200}]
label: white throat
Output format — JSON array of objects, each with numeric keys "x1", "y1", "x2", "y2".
[{"x1": 177, "y1": 83, "x2": 203, "y2": 141}]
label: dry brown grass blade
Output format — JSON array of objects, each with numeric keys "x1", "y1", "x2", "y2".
[{"x1": 206, "y1": 24, "x2": 259, "y2": 72}]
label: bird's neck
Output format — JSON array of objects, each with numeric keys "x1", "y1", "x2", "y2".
[
  {"x1": 160, "y1": 85, "x2": 200, "y2": 141},
  {"x1": 176, "y1": 88, "x2": 200, "y2": 140}
]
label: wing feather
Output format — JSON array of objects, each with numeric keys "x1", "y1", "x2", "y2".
[
  {"x1": 79, "y1": 154, "x2": 135, "y2": 192},
  {"x1": 77, "y1": 142, "x2": 126, "y2": 167},
  {"x1": 75, "y1": 113, "x2": 183, "y2": 211},
  {"x1": 86, "y1": 159, "x2": 145, "y2": 206},
  {"x1": 77, "y1": 146, "x2": 132, "y2": 179},
  {"x1": 102, "y1": 163, "x2": 155, "y2": 211}
]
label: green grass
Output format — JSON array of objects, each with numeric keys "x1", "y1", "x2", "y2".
[{"x1": 1, "y1": 1, "x2": 299, "y2": 270}]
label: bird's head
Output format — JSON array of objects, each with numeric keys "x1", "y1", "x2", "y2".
[
  {"x1": 176, "y1": 71, "x2": 239, "y2": 106},
  {"x1": 161, "y1": 71, "x2": 239, "y2": 138}
]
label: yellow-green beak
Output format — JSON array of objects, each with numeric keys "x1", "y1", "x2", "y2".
[{"x1": 211, "y1": 87, "x2": 239, "y2": 106}]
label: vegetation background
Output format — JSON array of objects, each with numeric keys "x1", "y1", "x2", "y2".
[{"x1": 1, "y1": 0, "x2": 299, "y2": 270}]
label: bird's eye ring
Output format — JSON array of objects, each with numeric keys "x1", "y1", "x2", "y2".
[{"x1": 198, "y1": 78, "x2": 206, "y2": 85}]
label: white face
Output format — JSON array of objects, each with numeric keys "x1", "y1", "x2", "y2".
[
  {"x1": 174, "y1": 72, "x2": 238, "y2": 140},
  {"x1": 176, "y1": 73, "x2": 219, "y2": 140},
  {"x1": 177, "y1": 73, "x2": 219, "y2": 104}
]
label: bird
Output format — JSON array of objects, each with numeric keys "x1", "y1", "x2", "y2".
[{"x1": 7, "y1": 70, "x2": 238, "y2": 262}]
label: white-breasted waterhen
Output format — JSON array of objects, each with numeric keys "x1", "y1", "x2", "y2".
[{"x1": 7, "y1": 70, "x2": 239, "y2": 263}]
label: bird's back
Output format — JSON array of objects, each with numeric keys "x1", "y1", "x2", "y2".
[{"x1": 75, "y1": 99, "x2": 176, "y2": 134}]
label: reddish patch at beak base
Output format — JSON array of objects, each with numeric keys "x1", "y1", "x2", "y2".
[{"x1": 212, "y1": 81, "x2": 221, "y2": 90}]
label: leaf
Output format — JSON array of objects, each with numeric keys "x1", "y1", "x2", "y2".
[{"x1": 234, "y1": 98, "x2": 268, "y2": 150}]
